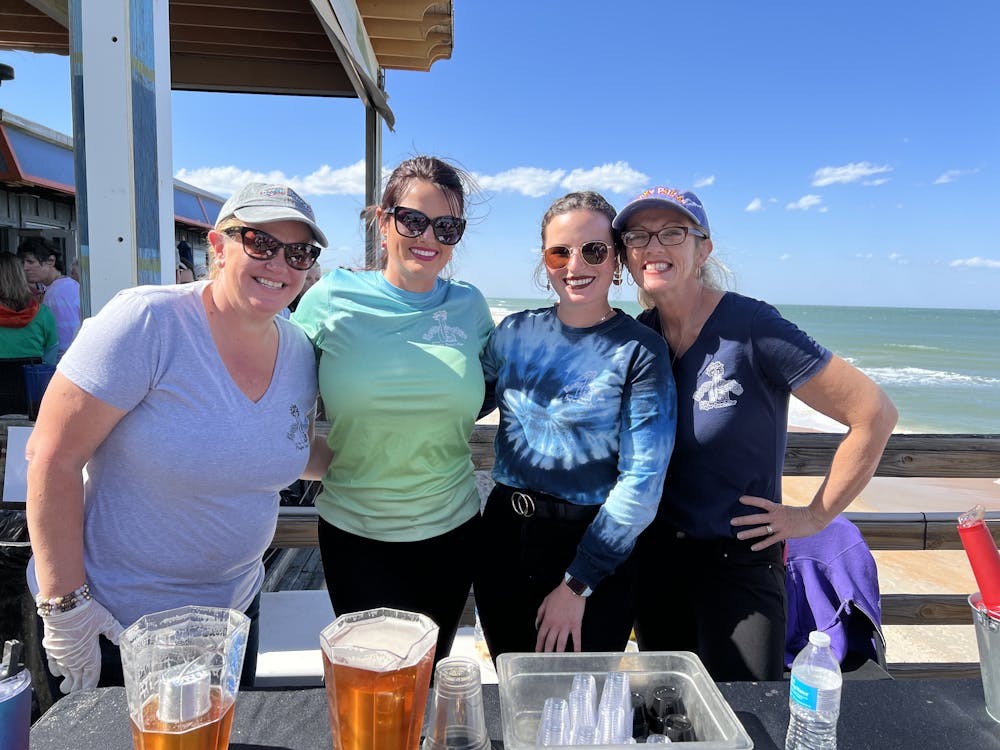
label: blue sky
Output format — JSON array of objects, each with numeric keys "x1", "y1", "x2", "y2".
[{"x1": 1, "y1": 2, "x2": 998, "y2": 309}]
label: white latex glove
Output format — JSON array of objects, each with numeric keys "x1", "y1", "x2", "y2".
[{"x1": 40, "y1": 597, "x2": 125, "y2": 694}]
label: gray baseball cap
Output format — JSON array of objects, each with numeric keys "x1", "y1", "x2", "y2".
[{"x1": 216, "y1": 183, "x2": 328, "y2": 247}]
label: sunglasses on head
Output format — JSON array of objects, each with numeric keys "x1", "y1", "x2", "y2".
[
  {"x1": 222, "y1": 226, "x2": 321, "y2": 271},
  {"x1": 543, "y1": 241, "x2": 614, "y2": 270},
  {"x1": 386, "y1": 206, "x2": 466, "y2": 245}
]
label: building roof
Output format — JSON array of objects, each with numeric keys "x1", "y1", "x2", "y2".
[
  {"x1": 0, "y1": 0, "x2": 454, "y2": 126},
  {"x1": 0, "y1": 110, "x2": 225, "y2": 229}
]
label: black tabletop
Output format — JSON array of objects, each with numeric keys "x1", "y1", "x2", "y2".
[{"x1": 29, "y1": 678, "x2": 1000, "y2": 749}]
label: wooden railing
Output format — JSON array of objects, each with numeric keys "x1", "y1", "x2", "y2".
[
  {"x1": 271, "y1": 427, "x2": 1000, "y2": 679},
  {"x1": 2, "y1": 421, "x2": 996, "y2": 679}
]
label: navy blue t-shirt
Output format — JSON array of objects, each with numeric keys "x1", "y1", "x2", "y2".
[{"x1": 637, "y1": 292, "x2": 832, "y2": 539}]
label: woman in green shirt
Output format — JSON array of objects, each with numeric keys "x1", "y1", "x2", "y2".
[{"x1": 293, "y1": 156, "x2": 494, "y2": 663}]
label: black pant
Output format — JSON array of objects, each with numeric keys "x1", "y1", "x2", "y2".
[
  {"x1": 39, "y1": 592, "x2": 261, "y2": 700},
  {"x1": 318, "y1": 514, "x2": 480, "y2": 666},
  {"x1": 474, "y1": 484, "x2": 638, "y2": 658},
  {"x1": 632, "y1": 518, "x2": 786, "y2": 681}
]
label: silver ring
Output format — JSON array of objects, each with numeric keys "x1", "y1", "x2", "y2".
[{"x1": 765, "y1": 524, "x2": 774, "y2": 535}]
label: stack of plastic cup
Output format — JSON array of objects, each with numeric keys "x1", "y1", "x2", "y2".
[
  {"x1": 423, "y1": 656, "x2": 490, "y2": 750},
  {"x1": 594, "y1": 672, "x2": 631, "y2": 744},
  {"x1": 535, "y1": 697, "x2": 569, "y2": 746}
]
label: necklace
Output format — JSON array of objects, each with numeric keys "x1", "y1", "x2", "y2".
[{"x1": 592, "y1": 308, "x2": 616, "y2": 326}]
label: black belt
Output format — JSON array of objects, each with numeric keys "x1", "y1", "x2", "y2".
[{"x1": 493, "y1": 483, "x2": 600, "y2": 522}]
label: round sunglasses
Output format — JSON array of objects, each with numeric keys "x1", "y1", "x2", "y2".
[
  {"x1": 543, "y1": 241, "x2": 614, "y2": 270},
  {"x1": 386, "y1": 206, "x2": 467, "y2": 245},
  {"x1": 222, "y1": 226, "x2": 321, "y2": 271}
]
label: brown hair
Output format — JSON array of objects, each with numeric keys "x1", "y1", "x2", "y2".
[
  {"x1": 533, "y1": 191, "x2": 622, "y2": 289},
  {"x1": 0, "y1": 252, "x2": 33, "y2": 311}
]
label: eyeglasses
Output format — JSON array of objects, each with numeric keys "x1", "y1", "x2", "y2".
[
  {"x1": 222, "y1": 226, "x2": 321, "y2": 271},
  {"x1": 622, "y1": 226, "x2": 707, "y2": 249},
  {"x1": 386, "y1": 206, "x2": 466, "y2": 245},
  {"x1": 543, "y1": 241, "x2": 613, "y2": 270}
]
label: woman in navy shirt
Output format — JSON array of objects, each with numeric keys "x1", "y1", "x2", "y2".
[{"x1": 616, "y1": 186, "x2": 897, "y2": 680}]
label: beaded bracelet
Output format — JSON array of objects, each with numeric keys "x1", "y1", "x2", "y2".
[{"x1": 35, "y1": 583, "x2": 92, "y2": 617}]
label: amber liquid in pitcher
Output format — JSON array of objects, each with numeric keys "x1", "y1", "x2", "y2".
[
  {"x1": 129, "y1": 689, "x2": 235, "y2": 750},
  {"x1": 323, "y1": 647, "x2": 435, "y2": 750}
]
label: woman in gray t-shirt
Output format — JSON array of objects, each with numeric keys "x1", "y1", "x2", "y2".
[{"x1": 26, "y1": 182, "x2": 325, "y2": 695}]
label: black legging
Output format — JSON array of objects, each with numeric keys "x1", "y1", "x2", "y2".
[
  {"x1": 632, "y1": 519, "x2": 787, "y2": 681},
  {"x1": 317, "y1": 513, "x2": 480, "y2": 666},
  {"x1": 473, "y1": 485, "x2": 638, "y2": 658}
]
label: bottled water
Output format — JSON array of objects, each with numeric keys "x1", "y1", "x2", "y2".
[{"x1": 786, "y1": 630, "x2": 842, "y2": 750}]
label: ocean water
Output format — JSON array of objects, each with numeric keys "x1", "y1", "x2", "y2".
[{"x1": 486, "y1": 297, "x2": 1000, "y2": 435}]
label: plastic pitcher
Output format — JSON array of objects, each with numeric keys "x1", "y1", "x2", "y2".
[
  {"x1": 320, "y1": 608, "x2": 439, "y2": 750},
  {"x1": 119, "y1": 605, "x2": 250, "y2": 750}
]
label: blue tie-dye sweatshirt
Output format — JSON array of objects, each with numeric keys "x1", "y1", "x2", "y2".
[{"x1": 481, "y1": 306, "x2": 677, "y2": 588}]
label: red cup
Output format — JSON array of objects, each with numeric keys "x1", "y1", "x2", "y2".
[{"x1": 958, "y1": 519, "x2": 1000, "y2": 612}]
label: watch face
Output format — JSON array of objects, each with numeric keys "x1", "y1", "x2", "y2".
[{"x1": 566, "y1": 576, "x2": 588, "y2": 596}]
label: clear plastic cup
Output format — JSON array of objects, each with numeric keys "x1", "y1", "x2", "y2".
[
  {"x1": 422, "y1": 656, "x2": 490, "y2": 750},
  {"x1": 535, "y1": 697, "x2": 568, "y2": 746}
]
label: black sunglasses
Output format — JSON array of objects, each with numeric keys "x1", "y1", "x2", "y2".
[
  {"x1": 222, "y1": 227, "x2": 321, "y2": 271},
  {"x1": 543, "y1": 241, "x2": 613, "y2": 270},
  {"x1": 386, "y1": 206, "x2": 466, "y2": 245}
]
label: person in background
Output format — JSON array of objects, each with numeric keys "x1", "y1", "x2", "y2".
[
  {"x1": 616, "y1": 186, "x2": 897, "y2": 680},
  {"x1": 293, "y1": 155, "x2": 493, "y2": 664},
  {"x1": 177, "y1": 239, "x2": 194, "y2": 270},
  {"x1": 16, "y1": 238, "x2": 80, "y2": 360},
  {"x1": 25, "y1": 182, "x2": 323, "y2": 694},
  {"x1": 68, "y1": 260, "x2": 81, "y2": 284},
  {"x1": 474, "y1": 191, "x2": 675, "y2": 656},
  {"x1": 289, "y1": 262, "x2": 322, "y2": 312},
  {"x1": 0, "y1": 253, "x2": 58, "y2": 364}
]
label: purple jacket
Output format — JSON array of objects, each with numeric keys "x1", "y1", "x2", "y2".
[{"x1": 785, "y1": 516, "x2": 884, "y2": 667}]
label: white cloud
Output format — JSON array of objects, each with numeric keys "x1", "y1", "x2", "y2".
[
  {"x1": 560, "y1": 162, "x2": 649, "y2": 194},
  {"x1": 864, "y1": 178, "x2": 890, "y2": 186},
  {"x1": 786, "y1": 194, "x2": 822, "y2": 211},
  {"x1": 778, "y1": 253, "x2": 791, "y2": 261},
  {"x1": 950, "y1": 256, "x2": 1000, "y2": 269},
  {"x1": 934, "y1": 167, "x2": 980, "y2": 184},
  {"x1": 811, "y1": 161, "x2": 893, "y2": 187},
  {"x1": 745, "y1": 197, "x2": 764, "y2": 212},
  {"x1": 175, "y1": 161, "x2": 367, "y2": 197},
  {"x1": 888, "y1": 252, "x2": 908, "y2": 264},
  {"x1": 475, "y1": 167, "x2": 565, "y2": 197},
  {"x1": 855, "y1": 252, "x2": 873, "y2": 259},
  {"x1": 693, "y1": 175, "x2": 715, "y2": 188},
  {"x1": 818, "y1": 206, "x2": 829, "y2": 213}
]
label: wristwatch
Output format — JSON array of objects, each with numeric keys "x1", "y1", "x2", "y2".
[{"x1": 563, "y1": 572, "x2": 593, "y2": 598}]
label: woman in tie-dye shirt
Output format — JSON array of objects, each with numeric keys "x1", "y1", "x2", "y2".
[{"x1": 474, "y1": 192, "x2": 677, "y2": 655}]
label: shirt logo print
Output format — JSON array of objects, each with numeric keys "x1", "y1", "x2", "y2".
[
  {"x1": 694, "y1": 359, "x2": 744, "y2": 411},
  {"x1": 422, "y1": 310, "x2": 468, "y2": 346},
  {"x1": 286, "y1": 404, "x2": 310, "y2": 450},
  {"x1": 560, "y1": 370, "x2": 598, "y2": 404}
]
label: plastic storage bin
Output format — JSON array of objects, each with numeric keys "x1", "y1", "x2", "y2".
[{"x1": 496, "y1": 651, "x2": 753, "y2": 749}]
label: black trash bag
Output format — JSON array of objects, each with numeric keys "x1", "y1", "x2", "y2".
[{"x1": 0, "y1": 509, "x2": 30, "y2": 575}]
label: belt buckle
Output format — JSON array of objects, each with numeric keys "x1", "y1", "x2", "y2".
[{"x1": 511, "y1": 491, "x2": 535, "y2": 518}]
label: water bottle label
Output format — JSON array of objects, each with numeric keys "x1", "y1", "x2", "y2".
[{"x1": 789, "y1": 674, "x2": 819, "y2": 710}]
